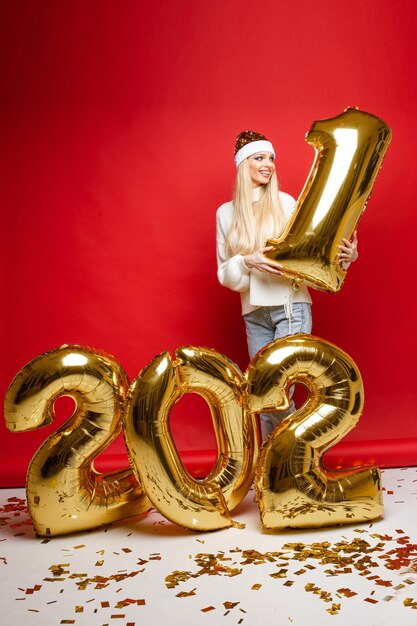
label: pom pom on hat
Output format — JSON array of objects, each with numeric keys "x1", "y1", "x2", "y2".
[{"x1": 234, "y1": 130, "x2": 275, "y2": 168}]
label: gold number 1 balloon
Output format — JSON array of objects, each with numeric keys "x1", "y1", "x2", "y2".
[
  {"x1": 4, "y1": 345, "x2": 151, "y2": 536},
  {"x1": 265, "y1": 108, "x2": 392, "y2": 292},
  {"x1": 245, "y1": 334, "x2": 383, "y2": 529}
]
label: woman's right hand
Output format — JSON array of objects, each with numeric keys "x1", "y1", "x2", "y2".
[{"x1": 244, "y1": 246, "x2": 284, "y2": 275}]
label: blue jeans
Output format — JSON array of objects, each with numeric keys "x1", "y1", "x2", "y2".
[{"x1": 243, "y1": 303, "x2": 312, "y2": 438}]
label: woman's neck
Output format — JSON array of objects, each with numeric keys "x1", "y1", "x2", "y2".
[{"x1": 252, "y1": 186, "x2": 262, "y2": 203}]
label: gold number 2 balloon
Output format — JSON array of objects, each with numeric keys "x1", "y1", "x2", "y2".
[
  {"x1": 123, "y1": 346, "x2": 259, "y2": 531},
  {"x1": 265, "y1": 108, "x2": 392, "y2": 292},
  {"x1": 4, "y1": 345, "x2": 151, "y2": 536},
  {"x1": 245, "y1": 334, "x2": 383, "y2": 529}
]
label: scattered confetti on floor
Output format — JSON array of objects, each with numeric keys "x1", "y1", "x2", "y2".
[{"x1": 1, "y1": 467, "x2": 417, "y2": 625}]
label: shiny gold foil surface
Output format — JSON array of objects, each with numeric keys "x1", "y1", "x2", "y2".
[
  {"x1": 4, "y1": 345, "x2": 150, "y2": 536},
  {"x1": 123, "y1": 346, "x2": 259, "y2": 531},
  {"x1": 265, "y1": 108, "x2": 392, "y2": 292},
  {"x1": 245, "y1": 334, "x2": 383, "y2": 529}
]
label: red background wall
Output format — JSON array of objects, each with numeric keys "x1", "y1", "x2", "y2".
[{"x1": 1, "y1": 0, "x2": 417, "y2": 486}]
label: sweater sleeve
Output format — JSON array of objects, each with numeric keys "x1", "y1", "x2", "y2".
[{"x1": 216, "y1": 204, "x2": 250, "y2": 293}]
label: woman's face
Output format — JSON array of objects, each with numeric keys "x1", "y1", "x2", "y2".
[{"x1": 247, "y1": 152, "x2": 275, "y2": 188}]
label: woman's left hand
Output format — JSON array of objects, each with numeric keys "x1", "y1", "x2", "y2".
[{"x1": 338, "y1": 231, "x2": 358, "y2": 268}]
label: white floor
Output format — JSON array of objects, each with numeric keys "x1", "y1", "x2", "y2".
[{"x1": 1, "y1": 467, "x2": 417, "y2": 626}]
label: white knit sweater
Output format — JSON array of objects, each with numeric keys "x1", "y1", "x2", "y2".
[{"x1": 216, "y1": 188, "x2": 312, "y2": 315}]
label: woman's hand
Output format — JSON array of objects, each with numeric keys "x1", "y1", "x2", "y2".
[
  {"x1": 244, "y1": 246, "x2": 285, "y2": 275},
  {"x1": 338, "y1": 231, "x2": 358, "y2": 268}
]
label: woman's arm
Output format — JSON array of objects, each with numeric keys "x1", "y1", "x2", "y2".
[
  {"x1": 216, "y1": 209, "x2": 251, "y2": 292},
  {"x1": 216, "y1": 199, "x2": 287, "y2": 291},
  {"x1": 243, "y1": 246, "x2": 285, "y2": 275}
]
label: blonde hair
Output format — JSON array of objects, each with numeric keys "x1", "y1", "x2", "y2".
[{"x1": 225, "y1": 159, "x2": 285, "y2": 257}]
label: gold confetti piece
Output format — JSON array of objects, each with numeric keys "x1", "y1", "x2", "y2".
[
  {"x1": 364, "y1": 598, "x2": 378, "y2": 604},
  {"x1": 196, "y1": 539, "x2": 205, "y2": 544},
  {"x1": 404, "y1": 598, "x2": 417, "y2": 608},
  {"x1": 284, "y1": 581, "x2": 295, "y2": 587},
  {"x1": 251, "y1": 584, "x2": 262, "y2": 590},
  {"x1": 73, "y1": 545, "x2": 86, "y2": 549},
  {"x1": 115, "y1": 599, "x2": 145, "y2": 608},
  {"x1": 110, "y1": 614, "x2": 125, "y2": 619},
  {"x1": 25, "y1": 585, "x2": 42, "y2": 595},
  {"x1": 224, "y1": 601, "x2": 239, "y2": 609},
  {"x1": 201, "y1": 606, "x2": 215, "y2": 612},
  {"x1": 337, "y1": 588, "x2": 358, "y2": 598},
  {"x1": 326, "y1": 603, "x2": 341, "y2": 615},
  {"x1": 95, "y1": 560, "x2": 104, "y2": 566},
  {"x1": 101, "y1": 601, "x2": 110, "y2": 608},
  {"x1": 75, "y1": 606, "x2": 84, "y2": 613},
  {"x1": 176, "y1": 590, "x2": 196, "y2": 598}
]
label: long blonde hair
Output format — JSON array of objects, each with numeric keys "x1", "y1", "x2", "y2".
[{"x1": 225, "y1": 159, "x2": 285, "y2": 257}]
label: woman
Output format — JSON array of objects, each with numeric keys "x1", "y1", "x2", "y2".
[{"x1": 216, "y1": 130, "x2": 358, "y2": 438}]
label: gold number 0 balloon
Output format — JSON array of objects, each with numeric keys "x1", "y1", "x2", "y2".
[
  {"x1": 4, "y1": 345, "x2": 150, "y2": 536},
  {"x1": 245, "y1": 334, "x2": 383, "y2": 529},
  {"x1": 123, "y1": 346, "x2": 259, "y2": 531},
  {"x1": 265, "y1": 108, "x2": 392, "y2": 292}
]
